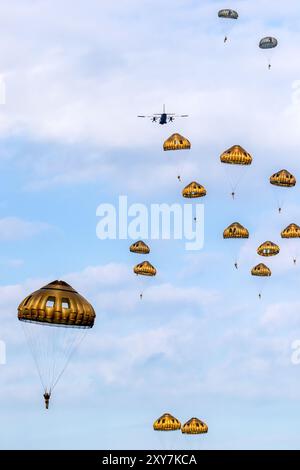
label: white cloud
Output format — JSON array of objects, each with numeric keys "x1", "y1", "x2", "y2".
[
  {"x1": 261, "y1": 301, "x2": 300, "y2": 329},
  {"x1": 0, "y1": 217, "x2": 50, "y2": 241}
]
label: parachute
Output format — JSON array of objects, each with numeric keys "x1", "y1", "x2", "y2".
[
  {"x1": 281, "y1": 223, "x2": 300, "y2": 238},
  {"x1": 257, "y1": 241, "x2": 280, "y2": 257},
  {"x1": 251, "y1": 263, "x2": 271, "y2": 299},
  {"x1": 163, "y1": 133, "x2": 191, "y2": 151},
  {"x1": 281, "y1": 224, "x2": 300, "y2": 265},
  {"x1": 153, "y1": 413, "x2": 181, "y2": 431},
  {"x1": 220, "y1": 145, "x2": 252, "y2": 199},
  {"x1": 163, "y1": 133, "x2": 191, "y2": 182},
  {"x1": 223, "y1": 222, "x2": 249, "y2": 269},
  {"x1": 181, "y1": 418, "x2": 208, "y2": 435},
  {"x1": 134, "y1": 261, "x2": 156, "y2": 276},
  {"x1": 153, "y1": 413, "x2": 181, "y2": 449},
  {"x1": 18, "y1": 280, "x2": 96, "y2": 409},
  {"x1": 133, "y1": 261, "x2": 156, "y2": 299},
  {"x1": 270, "y1": 169, "x2": 296, "y2": 187},
  {"x1": 269, "y1": 169, "x2": 296, "y2": 213},
  {"x1": 251, "y1": 263, "x2": 272, "y2": 277},
  {"x1": 259, "y1": 37, "x2": 278, "y2": 69},
  {"x1": 223, "y1": 222, "x2": 249, "y2": 239},
  {"x1": 259, "y1": 37, "x2": 278, "y2": 49},
  {"x1": 218, "y1": 9, "x2": 238, "y2": 43},
  {"x1": 182, "y1": 181, "x2": 207, "y2": 198},
  {"x1": 130, "y1": 240, "x2": 150, "y2": 254}
]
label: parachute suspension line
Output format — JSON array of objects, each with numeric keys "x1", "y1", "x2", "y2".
[
  {"x1": 21, "y1": 321, "x2": 89, "y2": 395},
  {"x1": 45, "y1": 325, "x2": 75, "y2": 392},
  {"x1": 21, "y1": 322, "x2": 47, "y2": 392},
  {"x1": 231, "y1": 166, "x2": 248, "y2": 194},
  {"x1": 51, "y1": 328, "x2": 88, "y2": 392},
  {"x1": 223, "y1": 164, "x2": 247, "y2": 198}
]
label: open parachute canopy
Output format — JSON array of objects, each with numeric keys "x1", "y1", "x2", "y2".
[
  {"x1": 281, "y1": 223, "x2": 300, "y2": 239},
  {"x1": 270, "y1": 170, "x2": 296, "y2": 188},
  {"x1": 181, "y1": 418, "x2": 208, "y2": 435},
  {"x1": 218, "y1": 9, "x2": 238, "y2": 20},
  {"x1": 18, "y1": 280, "x2": 95, "y2": 328},
  {"x1": 182, "y1": 181, "x2": 206, "y2": 198},
  {"x1": 257, "y1": 241, "x2": 280, "y2": 257},
  {"x1": 259, "y1": 37, "x2": 278, "y2": 49},
  {"x1": 223, "y1": 222, "x2": 249, "y2": 239},
  {"x1": 134, "y1": 261, "x2": 156, "y2": 276},
  {"x1": 18, "y1": 280, "x2": 96, "y2": 409},
  {"x1": 220, "y1": 145, "x2": 252, "y2": 166},
  {"x1": 251, "y1": 263, "x2": 272, "y2": 277},
  {"x1": 153, "y1": 413, "x2": 181, "y2": 431},
  {"x1": 130, "y1": 240, "x2": 150, "y2": 254},
  {"x1": 163, "y1": 133, "x2": 191, "y2": 151}
]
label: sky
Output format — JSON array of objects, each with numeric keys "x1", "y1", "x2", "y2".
[{"x1": 1, "y1": 0, "x2": 300, "y2": 450}]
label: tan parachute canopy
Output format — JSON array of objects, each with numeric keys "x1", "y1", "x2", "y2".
[
  {"x1": 130, "y1": 240, "x2": 150, "y2": 254},
  {"x1": 153, "y1": 413, "x2": 181, "y2": 431},
  {"x1": 181, "y1": 418, "x2": 208, "y2": 435},
  {"x1": 163, "y1": 133, "x2": 191, "y2": 151},
  {"x1": 18, "y1": 280, "x2": 95, "y2": 328},
  {"x1": 182, "y1": 181, "x2": 206, "y2": 198},
  {"x1": 220, "y1": 145, "x2": 252, "y2": 165},
  {"x1": 134, "y1": 261, "x2": 157, "y2": 276},
  {"x1": 251, "y1": 263, "x2": 272, "y2": 277},
  {"x1": 281, "y1": 223, "x2": 300, "y2": 238},
  {"x1": 223, "y1": 222, "x2": 249, "y2": 239},
  {"x1": 18, "y1": 280, "x2": 96, "y2": 409},
  {"x1": 257, "y1": 241, "x2": 280, "y2": 257},
  {"x1": 270, "y1": 170, "x2": 296, "y2": 187}
]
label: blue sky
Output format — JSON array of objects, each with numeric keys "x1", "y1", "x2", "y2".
[{"x1": 1, "y1": 0, "x2": 300, "y2": 450}]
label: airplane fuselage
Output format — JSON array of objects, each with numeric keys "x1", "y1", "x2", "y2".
[{"x1": 159, "y1": 113, "x2": 167, "y2": 125}]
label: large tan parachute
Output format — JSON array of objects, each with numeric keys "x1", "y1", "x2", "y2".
[
  {"x1": 18, "y1": 280, "x2": 95, "y2": 409},
  {"x1": 181, "y1": 418, "x2": 208, "y2": 434},
  {"x1": 182, "y1": 182, "x2": 206, "y2": 198},
  {"x1": 130, "y1": 240, "x2": 150, "y2": 254},
  {"x1": 281, "y1": 223, "x2": 300, "y2": 238},
  {"x1": 18, "y1": 280, "x2": 95, "y2": 327},
  {"x1": 257, "y1": 241, "x2": 280, "y2": 257},
  {"x1": 251, "y1": 263, "x2": 272, "y2": 277},
  {"x1": 223, "y1": 222, "x2": 249, "y2": 239},
  {"x1": 134, "y1": 261, "x2": 157, "y2": 276},
  {"x1": 163, "y1": 133, "x2": 191, "y2": 151},
  {"x1": 153, "y1": 413, "x2": 181, "y2": 431},
  {"x1": 220, "y1": 145, "x2": 252, "y2": 165},
  {"x1": 270, "y1": 170, "x2": 296, "y2": 187}
]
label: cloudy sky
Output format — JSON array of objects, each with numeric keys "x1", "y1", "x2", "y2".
[{"x1": 1, "y1": 0, "x2": 300, "y2": 450}]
